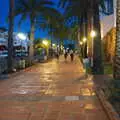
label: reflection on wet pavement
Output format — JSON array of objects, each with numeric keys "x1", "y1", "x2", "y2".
[{"x1": 0, "y1": 55, "x2": 109, "y2": 120}]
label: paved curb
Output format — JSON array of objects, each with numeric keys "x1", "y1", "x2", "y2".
[
  {"x1": 96, "y1": 88, "x2": 120, "y2": 120},
  {"x1": 0, "y1": 58, "x2": 54, "y2": 80},
  {"x1": 0, "y1": 64, "x2": 35, "y2": 80}
]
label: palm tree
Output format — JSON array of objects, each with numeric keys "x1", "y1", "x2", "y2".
[
  {"x1": 59, "y1": 0, "x2": 91, "y2": 58},
  {"x1": 36, "y1": 10, "x2": 64, "y2": 55},
  {"x1": 47, "y1": 24, "x2": 67, "y2": 50},
  {"x1": 37, "y1": 12, "x2": 65, "y2": 45},
  {"x1": 88, "y1": 0, "x2": 113, "y2": 74},
  {"x1": 8, "y1": 0, "x2": 14, "y2": 72},
  {"x1": 91, "y1": 0, "x2": 114, "y2": 74},
  {"x1": 14, "y1": 0, "x2": 60, "y2": 61},
  {"x1": 59, "y1": 0, "x2": 105, "y2": 74},
  {"x1": 114, "y1": 0, "x2": 120, "y2": 79},
  {"x1": 91, "y1": 0, "x2": 104, "y2": 74}
]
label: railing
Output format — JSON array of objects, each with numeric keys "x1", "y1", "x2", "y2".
[{"x1": 0, "y1": 55, "x2": 41, "y2": 75}]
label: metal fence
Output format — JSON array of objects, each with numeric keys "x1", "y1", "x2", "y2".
[
  {"x1": 0, "y1": 56, "x2": 41, "y2": 75},
  {"x1": 0, "y1": 57, "x2": 21, "y2": 74},
  {"x1": 0, "y1": 57, "x2": 33, "y2": 75}
]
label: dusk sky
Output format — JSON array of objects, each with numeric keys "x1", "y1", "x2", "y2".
[
  {"x1": 0, "y1": 0, "x2": 61, "y2": 39},
  {"x1": 0, "y1": 0, "x2": 114, "y2": 40}
]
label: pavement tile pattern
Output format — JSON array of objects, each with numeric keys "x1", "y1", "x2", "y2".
[{"x1": 0, "y1": 55, "x2": 109, "y2": 120}]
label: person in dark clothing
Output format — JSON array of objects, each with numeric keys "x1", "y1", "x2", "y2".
[
  {"x1": 70, "y1": 53, "x2": 74, "y2": 61},
  {"x1": 56, "y1": 52, "x2": 59, "y2": 60},
  {"x1": 70, "y1": 50, "x2": 74, "y2": 61},
  {"x1": 64, "y1": 51, "x2": 68, "y2": 60}
]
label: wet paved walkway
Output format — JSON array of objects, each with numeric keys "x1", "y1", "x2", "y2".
[{"x1": 0, "y1": 55, "x2": 109, "y2": 120}]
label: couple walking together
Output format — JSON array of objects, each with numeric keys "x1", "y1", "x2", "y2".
[{"x1": 64, "y1": 49, "x2": 74, "y2": 61}]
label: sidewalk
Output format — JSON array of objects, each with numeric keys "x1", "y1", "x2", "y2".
[{"x1": 0, "y1": 55, "x2": 109, "y2": 120}]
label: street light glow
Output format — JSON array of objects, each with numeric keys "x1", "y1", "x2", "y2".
[
  {"x1": 80, "y1": 41, "x2": 83, "y2": 45},
  {"x1": 90, "y1": 30, "x2": 97, "y2": 38},
  {"x1": 42, "y1": 40, "x2": 48, "y2": 46},
  {"x1": 52, "y1": 43, "x2": 56, "y2": 47},
  {"x1": 17, "y1": 33, "x2": 26, "y2": 40},
  {"x1": 83, "y1": 37, "x2": 87, "y2": 43}
]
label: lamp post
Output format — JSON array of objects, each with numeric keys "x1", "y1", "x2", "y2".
[{"x1": 90, "y1": 30, "x2": 97, "y2": 67}]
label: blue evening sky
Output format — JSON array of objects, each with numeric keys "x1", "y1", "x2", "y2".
[{"x1": 0, "y1": 0, "x2": 61, "y2": 39}]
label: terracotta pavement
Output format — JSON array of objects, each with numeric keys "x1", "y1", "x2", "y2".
[{"x1": 0, "y1": 55, "x2": 109, "y2": 120}]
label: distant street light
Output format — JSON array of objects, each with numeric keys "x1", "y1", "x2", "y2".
[
  {"x1": 52, "y1": 43, "x2": 56, "y2": 47},
  {"x1": 90, "y1": 30, "x2": 96, "y2": 38},
  {"x1": 42, "y1": 40, "x2": 49, "y2": 57},
  {"x1": 17, "y1": 33, "x2": 27, "y2": 57},
  {"x1": 17, "y1": 33, "x2": 27, "y2": 40},
  {"x1": 42, "y1": 40, "x2": 48, "y2": 46},
  {"x1": 83, "y1": 37, "x2": 87, "y2": 43},
  {"x1": 80, "y1": 41, "x2": 83, "y2": 45}
]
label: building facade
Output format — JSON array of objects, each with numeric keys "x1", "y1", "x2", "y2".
[
  {"x1": 0, "y1": 28, "x2": 30, "y2": 57},
  {"x1": 101, "y1": 0, "x2": 116, "y2": 63}
]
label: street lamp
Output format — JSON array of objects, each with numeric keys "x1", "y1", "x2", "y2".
[
  {"x1": 17, "y1": 33, "x2": 27, "y2": 40},
  {"x1": 90, "y1": 30, "x2": 96, "y2": 38},
  {"x1": 83, "y1": 37, "x2": 87, "y2": 43},
  {"x1": 42, "y1": 40, "x2": 48, "y2": 46},
  {"x1": 52, "y1": 43, "x2": 56, "y2": 47},
  {"x1": 17, "y1": 33, "x2": 27, "y2": 57},
  {"x1": 80, "y1": 41, "x2": 83, "y2": 45}
]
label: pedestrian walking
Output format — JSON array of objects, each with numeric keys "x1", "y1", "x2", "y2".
[
  {"x1": 70, "y1": 50, "x2": 74, "y2": 62},
  {"x1": 64, "y1": 50, "x2": 68, "y2": 61},
  {"x1": 56, "y1": 52, "x2": 59, "y2": 60}
]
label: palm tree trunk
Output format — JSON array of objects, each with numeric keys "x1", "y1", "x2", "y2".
[
  {"x1": 87, "y1": 7, "x2": 93, "y2": 59},
  {"x1": 8, "y1": 0, "x2": 14, "y2": 72},
  {"x1": 29, "y1": 19, "x2": 35, "y2": 61},
  {"x1": 114, "y1": 0, "x2": 120, "y2": 79},
  {"x1": 80, "y1": 15, "x2": 84, "y2": 57},
  {"x1": 83, "y1": 12, "x2": 88, "y2": 58},
  {"x1": 80, "y1": 12, "x2": 88, "y2": 58},
  {"x1": 92, "y1": 1, "x2": 104, "y2": 74}
]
